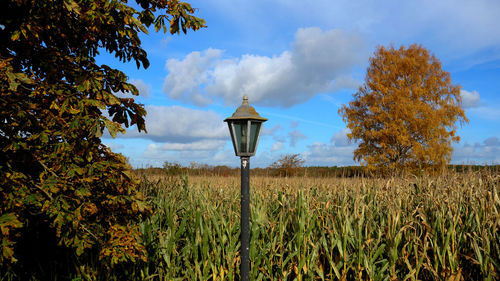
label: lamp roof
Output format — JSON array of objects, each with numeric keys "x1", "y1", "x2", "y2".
[{"x1": 224, "y1": 95, "x2": 268, "y2": 122}]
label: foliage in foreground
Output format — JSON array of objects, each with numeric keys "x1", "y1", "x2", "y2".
[
  {"x1": 133, "y1": 172, "x2": 499, "y2": 280},
  {"x1": 0, "y1": 0, "x2": 204, "y2": 278}
]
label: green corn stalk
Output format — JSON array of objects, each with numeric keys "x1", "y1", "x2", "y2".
[{"x1": 127, "y1": 171, "x2": 499, "y2": 281}]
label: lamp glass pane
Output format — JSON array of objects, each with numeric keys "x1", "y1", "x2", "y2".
[
  {"x1": 233, "y1": 121, "x2": 248, "y2": 153},
  {"x1": 227, "y1": 122, "x2": 238, "y2": 155},
  {"x1": 249, "y1": 121, "x2": 261, "y2": 153}
]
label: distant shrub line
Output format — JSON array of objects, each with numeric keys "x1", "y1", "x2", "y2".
[{"x1": 135, "y1": 164, "x2": 500, "y2": 178}]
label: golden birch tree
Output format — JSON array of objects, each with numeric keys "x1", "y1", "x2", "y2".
[{"x1": 339, "y1": 44, "x2": 468, "y2": 174}]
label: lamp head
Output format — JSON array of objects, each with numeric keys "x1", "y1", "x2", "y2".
[{"x1": 224, "y1": 95, "x2": 267, "y2": 157}]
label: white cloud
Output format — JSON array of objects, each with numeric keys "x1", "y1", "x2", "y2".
[
  {"x1": 275, "y1": 0, "x2": 500, "y2": 60},
  {"x1": 484, "y1": 137, "x2": 500, "y2": 147},
  {"x1": 273, "y1": 135, "x2": 287, "y2": 143},
  {"x1": 468, "y1": 105, "x2": 500, "y2": 120},
  {"x1": 261, "y1": 124, "x2": 282, "y2": 136},
  {"x1": 305, "y1": 131, "x2": 500, "y2": 166},
  {"x1": 146, "y1": 140, "x2": 226, "y2": 152},
  {"x1": 303, "y1": 142, "x2": 356, "y2": 166},
  {"x1": 330, "y1": 128, "x2": 351, "y2": 147},
  {"x1": 453, "y1": 136, "x2": 500, "y2": 164},
  {"x1": 163, "y1": 27, "x2": 365, "y2": 107},
  {"x1": 115, "y1": 79, "x2": 152, "y2": 98},
  {"x1": 141, "y1": 145, "x2": 236, "y2": 167},
  {"x1": 163, "y1": 48, "x2": 223, "y2": 106},
  {"x1": 288, "y1": 129, "x2": 307, "y2": 147},
  {"x1": 460, "y1": 89, "x2": 480, "y2": 108},
  {"x1": 104, "y1": 142, "x2": 124, "y2": 151},
  {"x1": 272, "y1": 141, "x2": 284, "y2": 151},
  {"x1": 120, "y1": 105, "x2": 227, "y2": 143},
  {"x1": 303, "y1": 129, "x2": 357, "y2": 166},
  {"x1": 108, "y1": 106, "x2": 233, "y2": 167},
  {"x1": 130, "y1": 79, "x2": 152, "y2": 98},
  {"x1": 261, "y1": 111, "x2": 343, "y2": 129},
  {"x1": 160, "y1": 36, "x2": 173, "y2": 48}
]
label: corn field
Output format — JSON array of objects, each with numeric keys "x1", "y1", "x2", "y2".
[{"x1": 135, "y1": 171, "x2": 499, "y2": 281}]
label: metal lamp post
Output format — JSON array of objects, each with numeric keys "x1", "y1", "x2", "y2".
[{"x1": 224, "y1": 95, "x2": 267, "y2": 281}]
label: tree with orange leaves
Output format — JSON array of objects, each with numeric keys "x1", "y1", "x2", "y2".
[{"x1": 339, "y1": 44, "x2": 468, "y2": 174}]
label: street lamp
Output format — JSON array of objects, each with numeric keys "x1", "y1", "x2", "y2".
[{"x1": 224, "y1": 95, "x2": 267, "y2": 281}]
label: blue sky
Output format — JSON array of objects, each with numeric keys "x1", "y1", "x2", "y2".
[{"x1": 101, "y1": 0, "x2": 500, "y2": 168}]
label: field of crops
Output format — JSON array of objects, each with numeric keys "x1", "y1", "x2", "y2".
[{"x1": 134, "y1": 171, "x2": 499, "y2": 281}]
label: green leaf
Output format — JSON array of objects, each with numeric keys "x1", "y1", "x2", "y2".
[
  {"x1": 63, "y1": 0, "x2": 81, "y2": 14},
  {"x1": 10, "y1": 31, "x2": 20, "y2": 41},
  {"x1": 1, "y1": 0, "x2": 200, "y2": 271},
  {"x1": 40, "y1": 132, "x2": 49, "y2": 143},
  {"x1": 0, "y1": 213, "x2": 23, "y2": 233},
  {"x1": 75, "y1": 188, "x2": 91, "y2": 197},
  {"x1": 104, "y1": 119, "x2": 125, "y2": 138}
]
